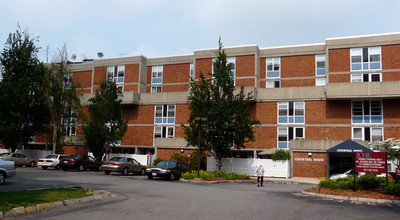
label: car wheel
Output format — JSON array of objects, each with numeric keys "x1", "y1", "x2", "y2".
[
  {"x1": 140, "y1": 168, "x2": 145, "y2": 175},
  {"x1": 29, "y1": 161, "x2": 35, "y2": 167},
  {"x1": 42, "y1": 166, "x2": 48, "y2": 170},
  {"x1": 104, "y1": 170, "x2": 111, "y2": 175},
  {"x1": 78, "y1": 165, "x2": 85, "y2": 171},
  {"x1": 0, "y1": 172, "x2": 5, "y2": 185},
  {"x1": 63, "y1": 168, "x2": 68, "y2": 171},
  {"x1": 147, "y1": 175, "x2": 153, "y2": 179},
  {"x1": 122, "y1": 167, "x2": 129, "y2": 176}
]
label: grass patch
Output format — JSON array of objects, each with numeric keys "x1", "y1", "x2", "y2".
[{"x1": 0, "y1": 187, "x2": 91, "y2": 213}]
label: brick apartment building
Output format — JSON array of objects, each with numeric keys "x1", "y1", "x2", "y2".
[{"x1": 16, "y1": 33, "x2": 400, "y2": 177}]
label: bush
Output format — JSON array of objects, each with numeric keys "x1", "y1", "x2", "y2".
[
  {"x1": 181, "y1": 170, "x2": 250, "y2": 180},
  {"x1": 188, "y1": 151, "x2": 206, "y2": 171},
  {"x1": 170, "y1": 153, "x2": 187, "y2": 163},
  {"x1": 152, "y1": 158, "x2": 164, "y2": 166},
  {"x1": 271, "y1": 149, "x2": 291, "y2": 161},
  {"x1": 380, "y1": 182, "x2": 400, "y2": 197}
]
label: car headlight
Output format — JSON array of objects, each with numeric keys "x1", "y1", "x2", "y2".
[
  {"x1": 146, "y1": 168, "x2": 151, "y2": 172},
  {"x1": 161, "y1": 169, "x2": 170, "y2": 173}
]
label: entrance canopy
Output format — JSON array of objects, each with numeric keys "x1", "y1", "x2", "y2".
[{"x1": 327, "y1": 140, "x2": 372, "y2": 153}]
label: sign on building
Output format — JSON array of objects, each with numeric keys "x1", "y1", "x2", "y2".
[
  {"x1": 396, "y1": 168, "x2": 400, "y2": 178},
  {"x1": 354, "y1": 152, "x2": 387, "y2": 173}
]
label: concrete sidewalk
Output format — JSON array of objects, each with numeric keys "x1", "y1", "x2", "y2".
[{"x1": 252, "y1": 177, "x2": 320, "y2": 185}]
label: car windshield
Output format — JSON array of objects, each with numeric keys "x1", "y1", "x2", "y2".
[
  {"x1": 46, "y1": 155, "x2": 58, "y2": 159},
  {"x1": 109, "y1": 157, "x2": 125, "y2": 162},
  {"x1": 156, "y1": 161, "x2": 177, "y2": 168}
]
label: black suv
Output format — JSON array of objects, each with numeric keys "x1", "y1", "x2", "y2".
[{"x1": 146, "y1": 160, "x2": 190, "y2": 180}]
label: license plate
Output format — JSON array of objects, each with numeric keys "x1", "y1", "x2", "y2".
[{"x1": 152, "y1": 173, "x2": 157, "y2": 176}]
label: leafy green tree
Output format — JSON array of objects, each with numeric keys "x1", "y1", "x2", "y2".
[
  {"x1": 0, "y1": 26, "x2": 50, "y2": 152},
  {"x1": 375, "y1": 138, "x2": 400, "y2": 169},
  {"x1": 182, "y1": 39, "x2": 260, "y2": 172},
  {"x1": 48, "y1": 44, "x2": 81, "y2": 154},
  {"x1": 83, "y1": 80, "x2": 127, "y2": 161}
]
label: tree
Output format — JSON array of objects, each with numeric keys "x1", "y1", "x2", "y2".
[
  {"x1": 182, "y1": 39, "x2": 260, "y2": 172},
  {"x1": 47, "y1": 44, "x2": 81, "y2": 154},
  {"x1": 0, "y1": 26, "x2": 50, "y2": 152},
  {"x1": 375, "y1": 138, "x2": 400, "y2": 169},
  {"x1": 83, "y1": 80, "x2": 127, "y2": 161}
]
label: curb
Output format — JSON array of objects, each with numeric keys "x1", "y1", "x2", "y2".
[
  {"x1": 0, "y1": 192, "x2": 111, "y2": 219},
  {"x1": 301, "y1": 190, "x2": 399, "y2": 205}
]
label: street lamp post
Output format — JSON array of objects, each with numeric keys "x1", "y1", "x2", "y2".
[{"x1": 194, "y1": 117, "x2": 207, "y2": 179}]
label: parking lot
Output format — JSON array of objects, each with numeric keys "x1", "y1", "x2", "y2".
[{"x1": 2, "y1": 167, "x2": 400, "y2": 219}]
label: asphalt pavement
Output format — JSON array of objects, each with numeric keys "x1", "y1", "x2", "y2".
[{"x1": 2, "y1": 167, "x2": 400, "y2": 220}]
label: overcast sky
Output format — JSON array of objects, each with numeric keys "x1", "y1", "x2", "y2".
[{"x1": 1, "y1": 0, "x2": 400, "y2": 62}]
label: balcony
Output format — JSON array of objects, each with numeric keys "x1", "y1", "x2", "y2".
[
  {"x1": 140, "y1": 91, "x2": 190, "y2": 105},
  {"x1": 326, "y1": 81, "x2": 400, "y2": 99},
  {"x1": 257, "y1": 86, "x2": 325, "y2": 101},
  {"x1": 64, "y1": 136, "x2": 86, "y2": 145},
  {"x1": 154, "y1": 138, "x2": 193, "y2": 149},
  {"x1": 80, "y1": 91, "x2": 140, "y2": 106}
]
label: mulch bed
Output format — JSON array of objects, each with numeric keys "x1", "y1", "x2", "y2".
[{"x1": 305, "y1": 187, "x2": 399, "y2": 200}]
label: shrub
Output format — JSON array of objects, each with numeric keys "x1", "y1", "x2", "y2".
[
  {"x1": 188, "y1": 151, "x2": 206, "y2": 171},
  {"x1": 170, "y1": 153, "x2": 187, "y2": 163},
  {"x1": 271, "y1": 149, "x2": 291, "y2": 161},
  {"x1": 380, "y1": 182, "x2": 400, "y2": 197},
  {"x1": 181, "y1": 170, "x2": 250, "y2": 180},
  {"x1": 357, "y1": 173, "x2": 380, "y2": 190},
  {"x1": 152, "y1": 158, "x2": 164, "y2": 166}
]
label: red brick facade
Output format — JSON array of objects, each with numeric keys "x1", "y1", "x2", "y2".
[{"x1": 29, "y1": 33, "x2": 400, "y2": 178}]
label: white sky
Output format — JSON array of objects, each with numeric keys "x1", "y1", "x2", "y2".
[{"x1": 1, "y1": 0, "x2": 400, "y2": 62}]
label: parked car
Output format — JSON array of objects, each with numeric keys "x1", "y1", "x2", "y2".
[
  {"x1": 1, "y1": 153, "x2": 37, "y2": 167},
  {"x1": 0, "y1": 159, "x2": 16, "y2": 185},
  {"x1": 37, "y1": 154, "x2": 67, "y2": 170},
  {"x1": 146, "y1": 160, "x2": 190, "y2": 180},
  {"x1": 102, "y1": 157, "x2": 146, "y2": 175},
  {"x1": 59, "y1": 155, "x2": 102, "y2": 171}
]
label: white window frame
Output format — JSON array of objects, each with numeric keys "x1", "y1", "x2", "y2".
[
  {"x1": 266, "y1": 80, "x2": 280, "y2": 88},
  {"x1": 212, "y1": 57, "x2": 236, "y2": 85},
  {"x1": 351, "y1": 100, "x2": 383, "y2": 124},
  {"x1": 154, "y1": 104, "x2": 175, "y2": 125},
  {"x1": 63, "y1": 72, "x2": 73, "y2": 88},
  {"x1": 351, "y1": 73, "x2": 382, "y2": 83},
  {"x1": 154, "y1": 126, "x2": 175, "y2": 139},
  {"x1": 278, "y1": 101, "x2": 305, "y2": 124},
  {"x1": 315, "y1": 54, "x2": 326, "y2": 76},
  {"x1": 266, "y1": 57, "x2": 280, "y2": 79},
  {"x1": 62, "y1": 108, "x2": 77, "y2": 136},
  {"x1": 151, "y1": 66, "x2": 163, "y2": 84},
  {"x1": 277, "y1": 127, "x2": 305, "y2": 149},
  {"x1": 189, "y1": 63, "x2": 194, "y2": 80},
  {"x1": 350, "y1": 46, "x2": 381, "y2": 71},
  {"x1": 352, "y1": 127, "x2": 383, "y2": 142},
  {"x1": 151, "y1": 86, "x2": 162, "y2": 93}
]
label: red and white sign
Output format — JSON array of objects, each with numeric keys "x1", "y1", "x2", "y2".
[
  {"x1": 396, "y1": 168, "x2": 400, "y2": 178},
  {"x1": 355, "y1": 152, "x2": 387, "y2": 173}
]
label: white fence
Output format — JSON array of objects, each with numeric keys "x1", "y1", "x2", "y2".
[
  {"x1": 207, "y1": 157, "x2": 291, "y2": 178},
  {"x1": 103, "y1": 153, "x2": 154, "y2": 166}
]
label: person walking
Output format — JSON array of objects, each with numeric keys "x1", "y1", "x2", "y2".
[{"x1": 256, "y1": 164, "x2": 265, "y2": 187}]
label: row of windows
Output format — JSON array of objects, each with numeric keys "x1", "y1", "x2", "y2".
[{"x1": 106, "y1": 47, "x2": 381, "y2": 93}]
